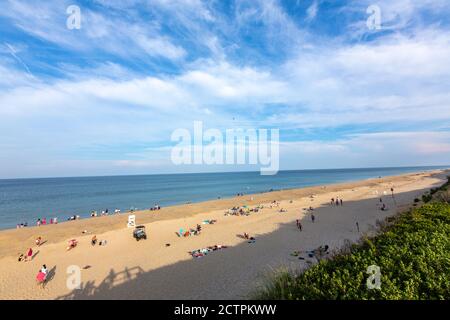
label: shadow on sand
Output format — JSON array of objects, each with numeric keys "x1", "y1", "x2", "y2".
[
  {"x1": 43, "y1": 265, "x2": 57, "y2": 288},
  {"x1": 55, "y1": 184, "x2": 440, "y2": 300}
]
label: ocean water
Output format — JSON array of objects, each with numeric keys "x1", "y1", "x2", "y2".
[{"x1": 0, "y1": 166, "x2": 447, "y2": 230}]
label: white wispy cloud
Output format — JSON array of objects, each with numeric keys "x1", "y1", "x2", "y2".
[{"x1": 0, "y1": 0, "x2": 449, "y2": 177}]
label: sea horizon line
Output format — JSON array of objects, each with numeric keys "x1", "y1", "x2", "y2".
[{"x1": 1, "y1": 164, "x2": 449, "y2": 181}]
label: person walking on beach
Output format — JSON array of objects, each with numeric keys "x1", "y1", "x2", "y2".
[
  {"x1": 391, "y1": 187, "x2": 397, "y2": 205},
  {"x1": 356, "y1": 222, "x2": 360, "y2": 233},
  {"x1": 335, "y1": 197, "x2": 339, "y2": 206},
  {"x1": 298, "y1": 221, "x2": 303, "y2": 231},
  {"x1": 311, "y1": 214, "x2": 315, "y2": 223},
  {"x1": 340, "y1": 198, "x2": 343, "y2": 206},
  {"x1": 331, "y1": 198, "x2": 335, "y2": 205}
]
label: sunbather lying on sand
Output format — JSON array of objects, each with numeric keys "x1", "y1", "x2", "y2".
[
  {"x1": 202, "y1": 219, "x2": 217, "y2": 224},
  {"x1": 308, "y1": 245, "x2": 329, "y2": 259},
  {"x1": 238, "y1": 233, "x2": 256, "y2": 243},
  {"x1": 225, "y1": 206, "x2": 260, "y2": 216},
  {"x1": 176, "y1": 224, "x2": 205, "y2": 237}
]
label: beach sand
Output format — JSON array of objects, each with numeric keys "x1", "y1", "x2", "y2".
[{"x1": 0, "y1": 169, "x2": 447, "y2": 300}]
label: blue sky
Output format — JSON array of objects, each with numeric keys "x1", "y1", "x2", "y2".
[{"x1": 1, "y1": 0, "x2": 450, "y2": 178}]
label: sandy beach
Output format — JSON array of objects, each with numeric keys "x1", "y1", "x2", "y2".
[{"x1": 0, "y1": 169, "x2": 447, "y2": 300}]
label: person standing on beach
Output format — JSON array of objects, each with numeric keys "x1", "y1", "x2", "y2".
[
  {"x1": 311, "y1": 214, "x2": 315, "y2": 223},
  {"x1": 335, "y1": 197, "x2": 339, "y2": 206},
  {"x1": 356, "y1": 222, "x2": 360, "y2": 233},
  {"x1": 340, "y1": 199, "x2": 343, "y2": 206},
  {"x1": 331, "y1": 198, "x2": 334, "y2": 205},
  {"x1": 298, "y1": 221, "x2": 303, "y2": 231}
]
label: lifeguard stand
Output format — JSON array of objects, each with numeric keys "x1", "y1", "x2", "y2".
[{"x1": 127, "y1": 215, "x2": 136, "y2": 228}]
